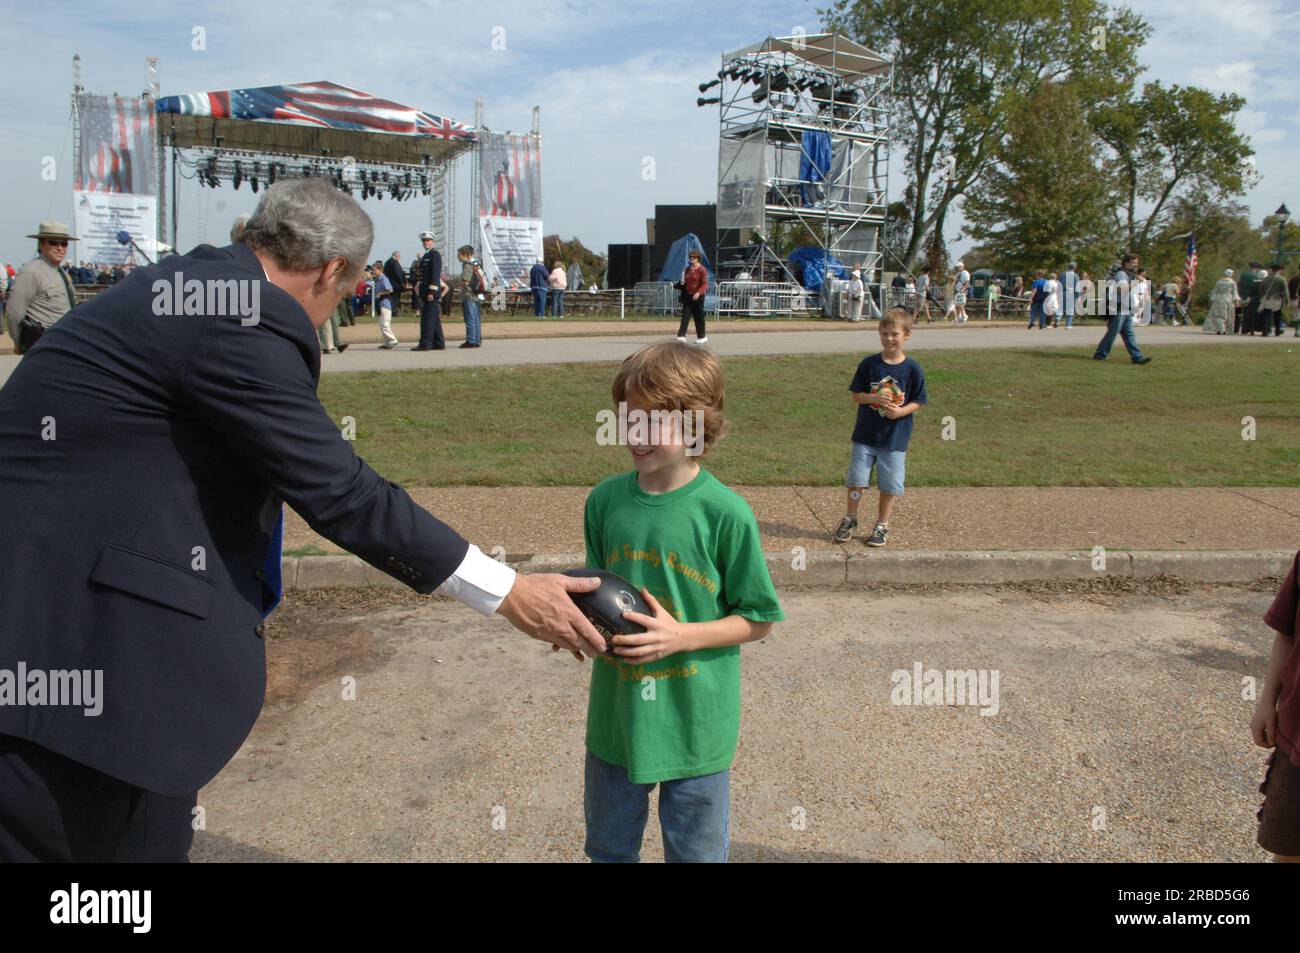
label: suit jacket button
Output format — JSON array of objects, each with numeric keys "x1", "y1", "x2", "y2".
[
  {"x1": 255, "y1": 568, "x2": 266, "y2": 581},
  {"x1": 255, "y1": 622, "x2": 266, "y2": 639}
]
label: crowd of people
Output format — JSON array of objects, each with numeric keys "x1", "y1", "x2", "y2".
[{"x1": 1204, "y1": 261, "x2": 1299, "y2": 337}]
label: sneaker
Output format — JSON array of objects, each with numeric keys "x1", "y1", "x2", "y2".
[
  {"x1": 865, "y1": 523, "x2": 890, "y2": 547},
  {"x1": 379, "y1": 342, "x2": 397, "y2": 349},
  {"x1": 833, "y1": 516, "x2": 857, "y2": 542},
  {"x1": 337, "y1": 342, "x2": 350, "y2": 353},
  {"x1": 1133, "y1": 356, "x2": 1151, "y2": 365},
  {"x1": 677, "y1": 336, "x2": 688, "y2": 343},
  {"x1": 694, "y1": 336, "x2": 709, "y2": 344}
]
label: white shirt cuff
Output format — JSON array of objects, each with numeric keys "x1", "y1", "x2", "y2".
[{"x1": 436, "y1": 544, "x2": 517, "y2": 616}]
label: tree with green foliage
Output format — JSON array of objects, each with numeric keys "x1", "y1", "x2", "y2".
[
  {"x1": 962, "y1": 81, "x2": 1114, "y2": 272},
  {"x1": 1090, "y1": 82, "x2": 1253, "y2": 254},
  {"x1": 823, "y1": 0, "x2": 1147, "y2": 270}
]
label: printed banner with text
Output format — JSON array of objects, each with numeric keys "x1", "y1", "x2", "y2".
[
  {"x1": 74, "y1": 192, "x2": 160, "y2": 264},
  {"x1": 478, "y1": 217, "x2": 544, "y2": 287}
]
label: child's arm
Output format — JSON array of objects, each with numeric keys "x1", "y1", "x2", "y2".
[
  {"x1": 1251, "y1": 630, "x2": 1293, "y2": 748},
  {"x1": 852, "y1": 390, "x2": 885, "y2": 406},
  {"x1": 616, "y1": 590, "x2": 773, "y2": 662}
]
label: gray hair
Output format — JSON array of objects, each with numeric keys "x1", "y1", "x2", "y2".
[
  {"x1": 229, "y1": 214, "x2": 250, "y2": 244},
  {"x1": 240, "y1": 178, "x2": 372, "y2": 285}
]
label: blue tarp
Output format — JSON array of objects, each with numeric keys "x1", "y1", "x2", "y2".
[
  {"x1": 799, "y1": 131, "x2": 831, "y2": 207},
  {"x1": 788, "y1": 246, "x2": 849, "y2": 292},
  {"x1": 658, "y1": 233, "x2": 713, "y2": 284}
]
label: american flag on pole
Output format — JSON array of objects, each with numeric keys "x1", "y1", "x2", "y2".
[
  {"x1": 77, "y1": 95, "x2": 156, "y2": 194},
  {"x1": 1184, "y1": 232, "x2": 1198, "y2": 289}
]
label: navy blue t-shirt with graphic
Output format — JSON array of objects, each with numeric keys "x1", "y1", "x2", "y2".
[{"x1": 849, "y1": 353, "x2": 928, "y2": 451}]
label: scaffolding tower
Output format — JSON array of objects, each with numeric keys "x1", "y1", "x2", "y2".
[{"x1": 712, "y1": 33, "x2": 891, "y2": 286}]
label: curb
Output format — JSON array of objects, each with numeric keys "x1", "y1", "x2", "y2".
[{"x1": 282, "y1": 550, "x2": 1293, "y2": 592}]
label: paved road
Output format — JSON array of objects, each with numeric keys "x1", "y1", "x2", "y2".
[
  {"x1": 2, "y1": 324, "x2": 1290, "y2": 384},
  {"x1": 191, "y1": 584, "x2": 1277, "y2": 862}
]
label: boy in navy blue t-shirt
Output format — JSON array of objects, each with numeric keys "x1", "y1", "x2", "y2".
[{"x1": 834, "y1": 309, "x2": 928, "y2": 547}]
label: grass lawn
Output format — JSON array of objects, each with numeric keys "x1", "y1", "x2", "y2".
[{"x1": 316, "y1": 344, "x2": 1299, "y2": 487}]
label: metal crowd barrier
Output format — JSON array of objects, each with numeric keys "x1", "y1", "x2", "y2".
[{"x1": 715, "y1": 281, "x2": 812, "y2": 317}]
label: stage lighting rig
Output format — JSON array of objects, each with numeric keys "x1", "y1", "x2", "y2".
[
  {"x1": 698, "y1": 79, "x2": 720, "y2": 93},
  {"x1": 698, "y1": 96, "x2": 720, "y2": 107},
  {"x1": 232, "y1": 160, "x2": 242, "y2": 190}
]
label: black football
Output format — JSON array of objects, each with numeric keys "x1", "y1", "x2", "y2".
[{"x1": 563, "y1": 568, "x2": 650, "y2": 653}]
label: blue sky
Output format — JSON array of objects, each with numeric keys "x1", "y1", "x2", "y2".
[{"x1": 3, "y1": 0, "x2": 1297, "y2": 266}]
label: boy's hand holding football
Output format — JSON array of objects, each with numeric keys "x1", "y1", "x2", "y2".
[{"x1": 614, "y1": 589, "x2": 692, "y2": 662}]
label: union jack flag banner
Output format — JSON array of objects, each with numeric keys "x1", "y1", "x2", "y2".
[
  {"x1": 155, "y1": 81, "x2": 476, "y2": 142},
  {"x1": 77, "y1": 94, "x2": 156, "y2": 194},
  {"x1": 1184, "y1": 232, "x2": 1198, "y2": 288}
]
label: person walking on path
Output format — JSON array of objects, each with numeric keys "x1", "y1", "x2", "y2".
[
  {"x1": 1204, "y1": 269, "x2": 1238, "y2": 334},
  {"x1": 5, "y1": 220, "x2": 79, "y2": 354},
  {"x1": 548, "y1": 260, "x2": 567, "y2": 318},
  {"x1": 1238, "y1": 262, "x2": 1261, "y2": 334},
  {"x1": 916, "y1": 266, "x2": 933, "y2": 323},
  {"x1": 1257, "y1": 263, "x2": 1290, "y2": 337},
  {"x1": 529, "y1": 258, "x2": 549, "y2": 317},
  {"x1": 950, "y1": 262, "x2": 970, "y2": 322},
  {"x1": 1042, "y1": 272, "x2": 1061, "y2": 328},
  {"x1": 1027, "y1": 270, "x2": 1047, "y2": 329},
  {"x1": 1060, "y1": 262, "x2": 1079, "y2": 329},
  {"x1": 677, "y1": 249, "x2": 709, "y2": 343},
  {"x1": 370, "y1": 261, "x2": 400, "y2": 349},
  {"x1": 1093, "y1": 253, "x2": 1151, "y2": 365},
  {"x1": 455, "y1": 245, "x2": 486, "y2": 348},
  {"x1": 415, "y1": 231, "x2": 448, "y2": 351},
  {"x1": 847, "y1": 268, "x2": 865, "y2": 322},
  {"x1": 383, "y1": 252, "x2": 406, "y2": 319}
]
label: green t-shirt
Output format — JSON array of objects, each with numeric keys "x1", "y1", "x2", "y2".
[{"x1": 583, "y1": 468, "x2": 784, "y2": 783}]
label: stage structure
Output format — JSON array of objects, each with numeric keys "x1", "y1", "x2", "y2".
[
  {"x1": 709, "y1": 32, "x2": 891, "y2": 310},
  {"x1": 471, "y1": 104, "x2": 544, "y2": 288},
  {"x1": 153, "y1": 80, "x2": 477, "y2": 252}
]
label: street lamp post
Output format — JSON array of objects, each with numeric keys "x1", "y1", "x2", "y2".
[{"x1": 1274, "y1": 203, "x2": 1290, "y2": 264}]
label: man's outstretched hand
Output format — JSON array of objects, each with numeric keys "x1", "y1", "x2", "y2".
[{"x1": 496, "y1": 573, "x2": 606, "y2": 659}]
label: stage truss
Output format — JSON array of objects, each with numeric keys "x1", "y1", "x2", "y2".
[{"x1": 713, "y1": 32, "x2": 892, "y2": 291}]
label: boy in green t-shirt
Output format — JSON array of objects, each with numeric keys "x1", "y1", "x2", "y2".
[{"x1": 581, "y1": 340, "x2": 784, "y2": 863}]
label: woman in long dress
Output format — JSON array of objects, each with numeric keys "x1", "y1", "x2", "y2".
[{"x1": 1204, "y1": 269, "x2": 1238, "y2": 334}]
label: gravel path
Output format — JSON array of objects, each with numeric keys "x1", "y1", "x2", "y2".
[{"x1": 191, "y1": 584, "x2": 1279, "y2": 862}]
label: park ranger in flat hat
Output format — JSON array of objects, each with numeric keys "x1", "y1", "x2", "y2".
[{"x1": 6, "y1": 219, "x2": 80, "y2": 353}]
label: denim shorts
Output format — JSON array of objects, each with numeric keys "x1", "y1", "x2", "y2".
[
  {"x1": 845, "y1": 442, "x2": 906, "y2": 495},
  {"x1": 583, "y1": 750, "x2": 729, "y2": 863}
]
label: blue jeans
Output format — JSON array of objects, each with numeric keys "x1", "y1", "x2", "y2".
[
  {"x1": 531, "y1": 287, "x2": 546, "y2": 316},
  {"x1": 1093, "y1": 314, "x2": 1145, "y2": 361},
  {"x1": 583, "y1": 751, "x2": 729, "y2": 863},
  {"x1": 1063, "y1": 309, "x2": 1075, "y2": 328},
  {"x1": 549, "y1": 288, "x2": 565, "y2": 317},
  {"x1": 1029, "y1": 299, "x2": 1045, "y2": 328},
  {"x1": 462, "y1": 296, "x2": 481, "y2": 345}
]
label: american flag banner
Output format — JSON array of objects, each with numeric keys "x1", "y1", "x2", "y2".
[
  {"x1": 477, "y1": 131, "x2": 542, "y2": 219},
  {"x1": 1184, "y1": 232, "x2": 1198, "y2": 289},
  {"x1": 155, "y1": 81, "x2": 476, "y2": 142},
  {"x1": 77, "y1": 95, "x2": 156, "y2": 194}
]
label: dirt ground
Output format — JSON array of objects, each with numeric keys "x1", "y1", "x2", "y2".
[{"x1": 191, "y1": 581, "x2": 1283, "y2": 863}]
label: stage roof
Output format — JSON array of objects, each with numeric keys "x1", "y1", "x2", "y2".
[
  {"x1": 156, "y1": 81, "x2": 476, "y2": 166},
  {"x1": 724, "y1": 33, "x2": 891, "y2": 79}
]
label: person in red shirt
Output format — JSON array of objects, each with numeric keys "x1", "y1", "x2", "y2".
[
  {"x1": 1252, "y1": 549, "x2": 1300, "y2": 862},
  {"x1": 676, "y1": 249, "x2": 709, "y2": 344}
]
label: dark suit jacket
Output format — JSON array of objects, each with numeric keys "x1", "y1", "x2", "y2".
[
  {"x1": 0, "y1": 242, "x2": 469, "y2": 795},
  {"x1": 384, "y1": 257, "x2": 406, "y2": 296},
  {"x1": 418, "y1": 249, "x2": 442, "y2": 299}
]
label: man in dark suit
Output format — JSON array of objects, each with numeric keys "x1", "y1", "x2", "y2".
[
  {"x1": 383, "y1": 251, "x2": 406, "y2": 319},
  {"x1": 0, "y1": 178, "x2": 603, "y2": 861},
  {"x1": 415, "y1": 231, "x2": 446, "y2": 350}
]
